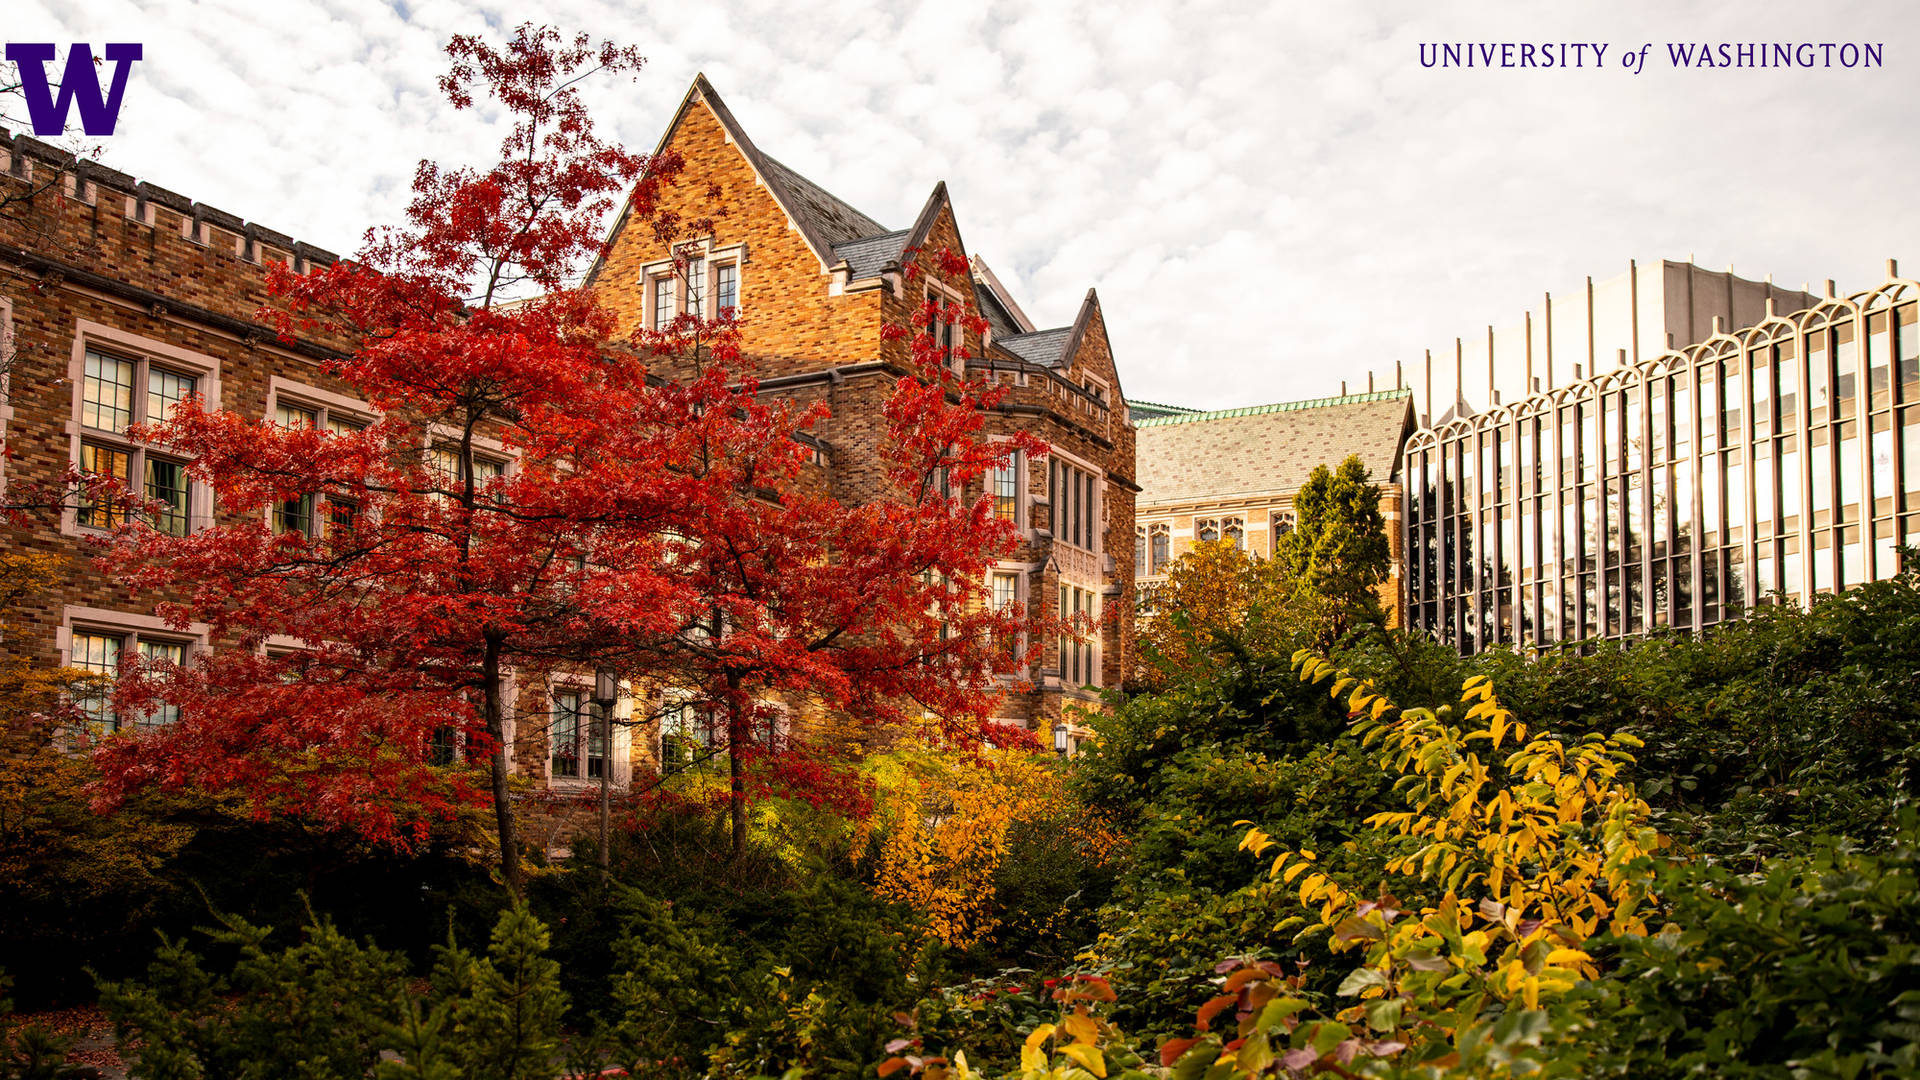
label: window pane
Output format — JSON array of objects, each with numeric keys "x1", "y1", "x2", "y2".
[
  {"x1": 148, "y1": 368, "x2": 196, "y2": 427},
  {"x1": 79, "y1": 442, "x2": 132, "y2": 528},
  {"x1": 551, "y1": 691, "x2": 583, "y2": 778},
  {"x1": 275, "y1": 402, "x2": 317, "y2": 429},
  {"x1": 72, "y1": 631, "x2": 124, "y2": 731},
  {"x1": 652, "y1": 275, "x2": 673, "y2": 332},
  {"x1": 715, "y1": 263, "x2": 738, "y2": 316},
  {"x1": 83, "y1": 351, "x2": 137, "y2": 433},
  {"x1": 136, "y1": 640, "x2": 185, "y2": 728},
  {"x1": 684, "y1": 256, "x2": 705, "y2": 318},
  {"x1": 273, "y1": 493, "x2": 314, "y2": 535},
  {"x1": 145, "y1": 457, "x2": 190, "y2": 536}
]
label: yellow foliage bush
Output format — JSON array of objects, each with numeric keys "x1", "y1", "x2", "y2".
[{"x1": 865, "y1": 749, "x2": 1117, "y2": 949}]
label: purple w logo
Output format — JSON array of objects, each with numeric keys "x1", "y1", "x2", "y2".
[{"x1": 4, "y1": 43, "x2": 143, "y2": 137}]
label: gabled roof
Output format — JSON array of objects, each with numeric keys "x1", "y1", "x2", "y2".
[
  {"x1": 972, "y1": 255, "x2": 1036, "y2": 337},
  {"x1": 759, "y1": 153, "x2": 890, "y2": 250},
  {"x1": 833, "y1": 229, "x2": 910, "y2": 281},
  {"x1": 996, "y1": 327, "x2": 1073, "y2": 366},
  {"x1": 993, "y1": 289, "x2": 1105, "y2": 370},
  {"x1": 588, "y1": 74, "x2": 893, "y2": 285},
  {"x1": 1137, "y1": 389, "x2": 1413, "y2": 505}
]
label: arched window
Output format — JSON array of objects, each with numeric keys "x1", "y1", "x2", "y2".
[
  {"x1": 1149, "y1": 523, "x2": 1171, "y2": 572},
  {"x1": 1222, "y1": 516, "x2": 1245, "y2": 551}
]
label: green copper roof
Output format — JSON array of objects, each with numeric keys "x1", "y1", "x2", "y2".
[{"x1": 1133, "y1": 388, "x2": 1412, "y2": 427}]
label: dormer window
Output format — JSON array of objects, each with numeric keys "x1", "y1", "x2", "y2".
[{"x1": 926, "y1": 286, "x2": 962, "y2": 375}]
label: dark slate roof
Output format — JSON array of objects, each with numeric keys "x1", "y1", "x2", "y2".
[
  {"x1": 1137, "y1": 390, "x2": 1413, "y2": 505},
  {"x1": 833, "y1": 229, "x2": 909, "y2": 280},
  {"x1": 760, "y1": 154, "x2": 890, "y2": 249},
  {"x1": 996, "y1": 327, "x2": 1073, "y2": 367},
  {"x1": 976, "y1": 282, "x2": 1024, "y2": 340}
]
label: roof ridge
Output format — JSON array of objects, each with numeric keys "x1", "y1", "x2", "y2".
[{"x1": 1134, "y1": 388, "x2": 1412, "y2": 427}]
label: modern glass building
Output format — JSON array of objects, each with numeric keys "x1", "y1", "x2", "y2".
[{"x1": 1404, "y1": 265, "x2": 1919, "y2": 652}]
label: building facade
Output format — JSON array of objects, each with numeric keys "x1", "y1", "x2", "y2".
[
  {"x1": 1133, "y1": 390, "x2": 1413, "y2": 622},
  {"x1": 1405, "y1": 264, "x2": 1919, "y2": 652},
  {"x1": 0, "y1": 74, "x2": 1127, "y2": 789},
  {"x1": 586, "y1": 76, "x2": 1135, "y2": 741}
]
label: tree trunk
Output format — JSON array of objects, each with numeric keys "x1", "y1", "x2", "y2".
[
  {"x1": 727, "y1": 673, "x2": 746, "y2": 858},
  {"x1": 598, "y1": 702, "x2": 611, "y2": 884},
  {"x1": 483, "y1": 632, "x2": 522, "y2": 900}
]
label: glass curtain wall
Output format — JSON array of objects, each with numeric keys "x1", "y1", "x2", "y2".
[{"x1": 1406, "y1": 282, "x2": 1919, "y2": 653}]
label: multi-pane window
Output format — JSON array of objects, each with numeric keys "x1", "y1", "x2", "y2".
[
  {"x1": 683, "y1": 256, "x2": 706, "y2": 318},
  {"x1": 1222, "y1": 516, "x2": 1245, "y2": 551},
  {"x1": 1149, "y1": 523, "x2": 1170, "y2": 573},
  {"x1": 927, "y1": 288, "x2": 958, "y2": 371},
  {"x1": 70, "y1": 629, "x2": 189, "y2": 735},
  {"x1": 1050, "y1": 458, "x2": 1099, "y2": 551},
  {"x1": 71, "y1": 631, "x2": 122, "y2": 732},
  {"x1": 991, "y1": 451, "x2": 1021, "y2": 522},
  {"x1": 1058, "y1": 584, "x2": 1098, "y2": 687},
  {"x1": 270, "y1": 397, "x2": 366, "y2": 536},
  {"x1": 549, "y1": 689, "x2": 606, "y2": 781},
  {"x1": 651, "y1": 274, "x2": 674, "y2": 332},
  {"x1": 83, "y1": 352, "x2": 138, "y2": 432},
  {"x1": 79, "y1": 348, "x2": 203, "y2": 534},
  {"x1": 1134, "y1": 526, "x2": 1147, "y2": 572},
  {"x1": 1196, "y1": 518, "x2": 1221, "y2": 543},
  {"x1": 715, "y1": 263, "x2": 738, "y2": 317},
  {"x1": 660, "y1": 699, "x2": 718, "y2": 773},
  {"x1": 77, "y1": 443, "x2": 132, "y2": 528},
  {"x1": 1270, "y1": 512, "x2": 1295, "y2": 555},
  {"x1": 991, "y1": 571, "x2": 1020, "y2": 662}
]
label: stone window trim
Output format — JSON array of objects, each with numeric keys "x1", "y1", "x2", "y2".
[
  {"x1": 988, "y1": 563, "x2": 1028, "y2": 681},
  {"x1": 57, "y1": 605, "x2": 210, "y2": 736},
  {"x1": 1055, "y1": 580, "x2": 1103, "y2": 690},
  {"x1": 924, "y1": 279, "x2": 968, "y2": 375},
  {"x1": 422, "y1": 423, "x2": 518, "y2": 492},
  {"x1": 1045, "y1": 447, "x2": 1105, "y2": 556},
  {"x1": 544, "y1": 672, "x2": 633, "y2": 790},
  {"x1": 263, "y1": 378, "x2": 381, "y2": 536},
  {"x1": 986, "y1": 436, "x2": 1026, "y2": 528},
  {"x1": 62, "y1": 321, "x2": 222, "y2": 540},
  {"x1": 640, "y1": 240, "x2": 748, "y2": 329}
]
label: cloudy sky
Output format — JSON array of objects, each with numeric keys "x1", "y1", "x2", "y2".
[{"x1": 9, "y1": 0, "x2": 1918, "y2": 411}]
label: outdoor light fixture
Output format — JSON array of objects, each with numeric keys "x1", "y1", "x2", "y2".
[
  {"x1": 1053, "y1": 725, "x2": 1070, "y2": 754},
  {"x1": 593, "y1": 666, "x2": 618, "y2": 708}
]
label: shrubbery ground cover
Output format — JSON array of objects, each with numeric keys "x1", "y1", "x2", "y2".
[{"x1": 7, "y1": 553, "x2": 1920, "y2": 1079}]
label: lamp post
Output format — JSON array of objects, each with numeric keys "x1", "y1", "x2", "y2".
[{"x1": 591, "y1": 666, "x2": 619, "y2": 883}]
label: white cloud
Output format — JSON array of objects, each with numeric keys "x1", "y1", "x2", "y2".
[{"x1": 7, "y1": 0, "x2": 1919, "y2": 411}]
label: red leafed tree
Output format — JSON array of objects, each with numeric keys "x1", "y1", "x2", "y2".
[
  {"x1": 627, "y1": 244, "x2": 1056, "y2": 855},
  {"x1": 93, "y1": 26, "x2": 708, "y2": 897},
  {"x1": 92, "y1": 25, "x2": 1067, "y2": 885}
]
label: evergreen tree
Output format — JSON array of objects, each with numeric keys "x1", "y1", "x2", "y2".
[{"x1": 1275, "y1": 454, "x2": 1391, "y2": 644}]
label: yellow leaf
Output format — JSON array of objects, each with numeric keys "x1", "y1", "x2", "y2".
[{"x1": 1059, "y1": 1042, "x2": 1107, "y2": 1078}]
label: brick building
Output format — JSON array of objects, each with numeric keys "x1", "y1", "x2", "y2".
[
  {"x1": 1133, "y1": 390, "x2": 1413, "y2": 623},
  {"x1": 587, "y1": 76, "x2": 1136, "y2": 746},
  {"x1": 0, "y1": 73, "x2": 1132, "y2": 787}
]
